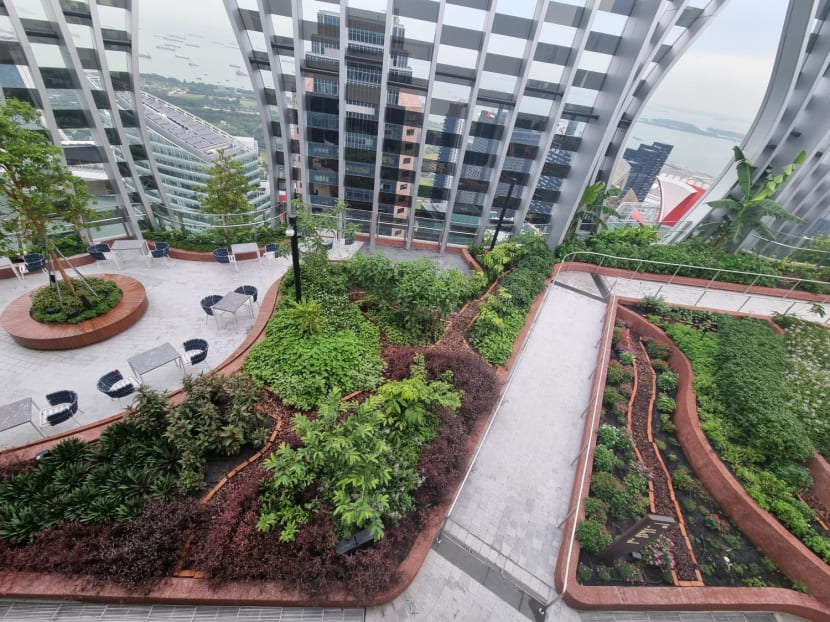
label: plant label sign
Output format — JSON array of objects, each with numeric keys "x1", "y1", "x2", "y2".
[{"x1": 598, "y1": 513, "x2": 675, "y2": 560}]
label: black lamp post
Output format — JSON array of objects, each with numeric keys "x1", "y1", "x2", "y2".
[
  {"x1": 286, "y1": 215, "x2": 302, "y2": 302},
  {"x1": 490, "y1": 175, "x2": 518, "y2": 251}
]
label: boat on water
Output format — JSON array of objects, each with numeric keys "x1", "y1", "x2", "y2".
[
  {"x1": 185, "y1": 43, "x2": 200, "y2": 47},
  {"x1": 176, "y1": 55, "x2": 190, "y2": 59},
  {"x1": 139, "y1": 52, "x2": 151, "y2": 59},
  {"x1": 188, "y1": 62, "x2": 199, "y2": 67},
  {"x1": 229, "y1": 64, "x2": 241, "y2": 68},
  {"x1": 156, "y1": 45, "x2": 176, "y2": 51},
  {"x1": 236, "y1": 69, "x2": 247, "y2": 76}
]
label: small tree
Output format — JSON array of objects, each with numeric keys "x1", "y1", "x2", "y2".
[
  {"x1": 0, "y1": 98, "x2": 92, "y2": 290},
  {"x1": 707, "y1": 146, "x2": 806, "y2": 251},
  {"x1": 569, "y1": 181, "x2": 621, "y2": 238},
  {"x1": 199, "y1": 149, "x2": 253, "y2": 246}
]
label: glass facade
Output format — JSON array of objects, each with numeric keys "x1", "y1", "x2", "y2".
[{"x1": 228, "y1": 0, "x2": 726, "y2": 249}]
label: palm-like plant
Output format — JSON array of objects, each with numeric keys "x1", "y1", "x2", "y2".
[
  {"x1": 570, "y1": 181, "x2": 621, "y2": 237},
  {"x1": 708, "y1": 146, "x2": 806, "y2": 250}
]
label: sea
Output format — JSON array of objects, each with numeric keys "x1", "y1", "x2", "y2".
[
  {"x1": 137, "y1": 33, "x2": 253, "y2": 93},
  {"x1": 626, "y1": 103, "x2": 752, "y2": 179}
]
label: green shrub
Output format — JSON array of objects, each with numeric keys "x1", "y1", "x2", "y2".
[
  {"x1": 605, "y1": 360, "x2": 627, "y2": 385},
  {"x1": 593, "y1": 445, "x2": 617, "y2": 473},
  {"x1": 577, "y1": 563, "x2": 593, "y2": 582},
  {"x1": 659, "y1": 412, "x2": 676, "y2": 433},
  {"x1": 576, "y1": 519, "x2": 612, "y2": 554},
  {"x1": 583, "y1": 497, "x2": 608, "y2": 523},
  {"x1": 469, "y1": 290, "x2": 525, "y2": 365},
  {"x1": 619, "y1": 351, "x2": 635, "y2": 365},
  {"x1": 616, "y1": 561, "x2": 643, "y2": 584},
  {"x1": 672, "y1": 467, "x2": 696, "y2": 493},
  {"x1": 596, "y1": 564, "x2": 612, "y2": 581},
  {"x1": 603, "y1": 387, "x2": 625, "y2": 407},
  {"x1": 644, "y1": 339, "x2": 671, "y2": 360},
  {"x1": 656, "y1": 394, "x2": 676, "y2": 414},
  {"x1": 30, "y1": 277, "x2": 121, "y2": 324},
  {"x1": 258, "y1": 358, "x2": 461, "y2": 542},
  {"x1": 771, "y1": 462, "x2": 813, "y2": 492},
  {"x1": 651, "y1": 359, "x2": 669, "y2": 373},
  {"x1": 656, "y1": 371, "x2": 678, "y2": 393}
]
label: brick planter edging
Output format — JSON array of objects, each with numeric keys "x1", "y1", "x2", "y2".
[
  {"x1": 553, "y1": 295, "x2": 830, "y2": 622},
  {"x1": 0, "y1": 274, "x2": 147, "y2": 350}
]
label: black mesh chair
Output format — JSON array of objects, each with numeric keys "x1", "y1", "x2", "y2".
[
  {"x1": 182, "y1": 338, "x2": 209, "y2": 370},
  {"x1": 21, "y1": 253, "x2": 47, "y2": 276},
  {"x1": 234, "y1": 284, "x2": 259, "y2": 308},
  {"x1": 263, "y1": 242, "x2": 280, "y2": 264},
  {"x1": 86, "y1": 244, "x2": 119, "y2": 269},
  {"x1": 97, "y1": 370, "x2": 137, "y2": 405},
  {"x1": 150, "y1": 241, "x2": 171, "y2": 265},
  {"x1": 201, "y1": 294, "x2": 223, "y2": 325},
  {"x1": 213, "y1": 248, "x2": 237, "y2": 271},
  {"x1": 40, "y1": 390, "x2": 79, "y2": 427}
]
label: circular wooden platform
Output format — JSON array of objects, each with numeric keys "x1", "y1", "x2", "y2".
[{"x1": 0, "y1": 274, "x2": 147, "y2": 350}]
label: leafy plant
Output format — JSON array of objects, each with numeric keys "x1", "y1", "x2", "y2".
[
  {"x1": 244, "y1": 296, "x2": 383, "y2": 410},
  {"x1": 258, "y1": 357, "x2": 461, "y2": 542},
  {"x1": 29, "y1": 277, "x2": 121, "y2": 324},
  {"x1": 576, "y1": 519, "x2": 612, "y2": 554}
]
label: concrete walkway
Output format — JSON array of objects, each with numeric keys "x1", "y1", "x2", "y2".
[{"x1": 0, "y1": 256, "x2": 816, "y2": 622}]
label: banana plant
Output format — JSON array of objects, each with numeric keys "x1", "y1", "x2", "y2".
[{"x1": 707, "y1": 146, "x2": 806, "y2": 250}]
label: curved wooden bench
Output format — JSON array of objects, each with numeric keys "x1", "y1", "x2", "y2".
[{"x1": 0, "y1": 274, "x2": 147, "y2": 350}]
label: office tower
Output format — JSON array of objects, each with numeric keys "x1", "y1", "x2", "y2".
[
  {"x1": 139, "y1": 93, "x2": 270, "y2": 231},
  {"x1": 622, "y1": 142, "x2": 673, "y2": 201},
  {"x1": 225, "y1": 0, "x2": 727, "y2": 250}
]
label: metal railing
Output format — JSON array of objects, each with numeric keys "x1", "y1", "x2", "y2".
[{"x1": 557, "y1": 250, "x2": 830, "y2": 304}]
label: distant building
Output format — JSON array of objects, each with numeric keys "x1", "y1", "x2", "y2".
[
  {"x1": 137, "y1": 92, "x2": 270, "y2": 230},
  {"x1": 623, "y1": 142, "x2": 674, "y2": 201}
]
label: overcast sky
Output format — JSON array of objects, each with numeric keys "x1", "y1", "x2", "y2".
[{"x1": 137, "y1": 0, "x2": 787, "y2": 127}]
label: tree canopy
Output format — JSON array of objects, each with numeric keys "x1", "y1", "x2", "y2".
[
  {"x1": 0, "y1": 98, "x2": 92, "y2": 256},
  {"x1": 199, "y1": 149, "x2": 253, "y2": 243}
]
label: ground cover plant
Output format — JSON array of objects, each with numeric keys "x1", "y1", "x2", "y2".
[
  {"x1": 468, "y1": 232, "x2": 556, "y2": 365},
  {"x1": 777, "y1": 316, "x2": 830, "y2": 459},
  {"x1": 29, "y1": 277, "x2": 121, "y2": 324},
  {"x1": 645, "y1": 306, "x2": 830, "y2": 564},
  {"x1": 153, "y1": 223, "x2": 284, "y2": 252},
  {"x1": 557, "y1": 227, "x2": 830, "y2": 294}
]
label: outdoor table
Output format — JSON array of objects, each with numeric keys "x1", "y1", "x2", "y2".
[
  {"x1": 128, "y1": 342, "x2": 182, "y2": 382},
  {"x1": 0, "y1": 397, "x2": 43, "y2": 437},
  {"x1": 0, "y1": 257, "x2": 23, "y2": 281},
  {"x1": 111, "y1": 239, "x2": 149, "y2": 265},
  {"x1": 230, "y1": 242, "x2": 261, "y2": 266},
  {"x1": 212, "y1": 291, "x2": 254, "y2": 330}
]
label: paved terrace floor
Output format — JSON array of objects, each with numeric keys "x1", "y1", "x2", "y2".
[{"x1": 0, "y1": 251, "x2": 819, "y2": 622}]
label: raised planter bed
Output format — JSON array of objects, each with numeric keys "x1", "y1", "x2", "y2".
[
  {"x1": 0, "y1": 274, "x2": 147, "y2": 350},
  {"x1": 555, "y1": 292, "x2": 830, "y2": 621}
]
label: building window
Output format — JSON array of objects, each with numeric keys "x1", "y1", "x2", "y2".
[
  {"x1": 406, "y1": 128, "x2": 415, "y2": 136},
  {"x1": 403, "y1": 157, "x2": 412, "y2": 164}
]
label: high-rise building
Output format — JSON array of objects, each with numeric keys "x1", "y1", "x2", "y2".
[
  {"x1": 225, "y1": 0, "x2": 728, "y2": 250},
  {"x1": 1, "y1": 0, "x2": 734, "y2": 248},
  {"x1": 138, "y1": 93, "x2": 270, "y2": 231},
  {"x1": 622, "y1": 142, "x2": 673, "y2": 201}
]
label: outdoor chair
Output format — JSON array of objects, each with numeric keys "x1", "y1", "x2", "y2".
[
  {"x1": 40, "y1": 390, "x2": 79, "y2": 427},
  {"x1": 96, "y1": 370, "x2": 137, "y2": 405},
  {"x1": 200, "y1": 294, "x2": 223, "y2": 325},
  {"x1": 234, "y1": 284, "x2": 259, "y2": 309},
  {"x1": 182, "y1": 338, "x2": 209, "y2": 370},
  {"x1": 263, "y1": 242, "x2": 280, "y2": 263},
  {"x1": 150, "y1": 241, "x2": 171, "y2": 265},
  {"x1": 87, "y1": 243, "x2": 119, "y2": 269},
  {"x1": 21, "y1": 253, "x2": 47, "y2": 276},
  {"x1": 213, "y1": 248, "x2": 238, "y2": 271}
]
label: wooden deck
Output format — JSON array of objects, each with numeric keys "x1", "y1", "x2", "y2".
[{"x1": 0, "y1": 274, "x2": 147, "y2": 350}]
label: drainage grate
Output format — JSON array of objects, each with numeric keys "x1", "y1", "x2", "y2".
[{"x1": 0, "y1": 601, "x2": 365, "y2": 622}]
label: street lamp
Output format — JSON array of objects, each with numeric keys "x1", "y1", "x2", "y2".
[
  {"x1": 490, "y1": 175, "x2": 518, "y2": 251},
  {"x1": 286, "y1": 215, "x2": 302, "y2": 302}
]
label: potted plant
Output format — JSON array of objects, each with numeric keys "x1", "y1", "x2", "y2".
[{"x1": 344, "y1": 222, "x2": 360, "y2": 245}]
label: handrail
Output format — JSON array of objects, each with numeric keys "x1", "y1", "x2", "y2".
[{"x1": 557, "y1": 250, "x2": 830, "y2": 297}]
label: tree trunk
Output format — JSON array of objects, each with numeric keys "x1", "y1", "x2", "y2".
[{"x1": 49, "y1": 249, "x2": 75, "y2": 294}]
